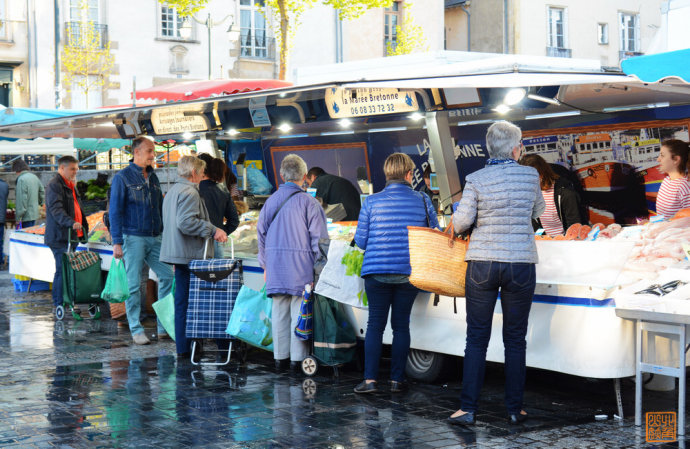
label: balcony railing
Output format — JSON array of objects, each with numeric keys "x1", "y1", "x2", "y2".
[
  {"x1": 619, "y1": 50, "x2": 643, "y2": 62},
  {"x1": 65, "y1": 22, "x2": 108, "y2": 49},
  {"x1": 546, "y1": 47, "x2": 572, "y2": 58},
  {"x1": 240, "y1": 33, "x2": 275, "y2": 60}
]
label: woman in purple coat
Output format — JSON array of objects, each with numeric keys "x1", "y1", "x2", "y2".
[{"x1": 257, "y1": 154, "x2": 328, "y2": 371}]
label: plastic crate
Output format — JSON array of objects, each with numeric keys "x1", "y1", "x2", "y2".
[
  {"x1": 12, "y1": 279, "x2": 51, "y2": 292},
  {"x1": 14, "y1": 275, "x2": 30, "y2": 281}
]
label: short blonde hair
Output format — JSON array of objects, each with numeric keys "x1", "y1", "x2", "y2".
[
  {"x1": 383, "y1": 153, "x2": 415, "y2": 181},
  {"x1": 178, "y1": 156, "x2": 205, "y2": 179}
]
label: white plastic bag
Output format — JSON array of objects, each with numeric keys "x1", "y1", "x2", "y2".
[{"x1": 314, "y1": 240, "x2": 368, "y2": 309}]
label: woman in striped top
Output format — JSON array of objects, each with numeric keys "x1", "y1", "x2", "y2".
[
  {"x1": 656, "y1": 139, "x2": 690, "y2": 218},
  {"x1": 520, "y1": 154, "x2": 585, "y2": 236}
]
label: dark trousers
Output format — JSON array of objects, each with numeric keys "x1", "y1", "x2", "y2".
[
  {"x1": 460, "y1": 261, "x2": 536, "y2": 415},
  {"x1": 363, "y1": 277, "x2": 419, "y2": 382},
  {"x1": 49, "y1": 242, "x2": 75, "y2": 307},
  {"x1": 0, "y1": 224, "x2": 5, "y2": 261},
  {"x1": 174, "y1": 264, "x2": 191, "y2": 355}
]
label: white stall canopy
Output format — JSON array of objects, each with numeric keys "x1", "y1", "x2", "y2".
[{"x1": 0, "y1": 138, "x2": 75, "y2": 156}]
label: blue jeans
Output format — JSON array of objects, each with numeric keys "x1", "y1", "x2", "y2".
[
  {"x1": 122, "y1": 234, "x2": 174, "y2": 336},
  {"x1": 173, "y1": 263, "x2": 191, "y2": 355},
  {"x1": 363, "y1": 277, "x2": 419, "y2": 382},
  {"x1": 460, "y1": 261, "x2": 536, "y2": 415}
]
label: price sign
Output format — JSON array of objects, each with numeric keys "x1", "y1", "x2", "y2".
[
  {"x1": 325, "y1": 87, "x2": 419, "y2": 119},
  {"x1": 151, "y1": 106, "x2": 209, "y2": 135}
]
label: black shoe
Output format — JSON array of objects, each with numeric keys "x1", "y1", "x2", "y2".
[
  {"x1": 448, "y1": 411, "x2": 476, "y2": 425},
  {"x1": 354, "y1": 380, "x2": 378, "y2": 394},
  {"x1": 289, "y1": 361, "x2": 301, "y2": 372},
  {"x1": 507, "y1": 412, "x2": 528, "y2": 424},
  {"x1": 390, "y1": 380, "x2": 407, "y2": 393},
  {"x1": 275, "y1": 358, "x2": 289, "y2": 371}
]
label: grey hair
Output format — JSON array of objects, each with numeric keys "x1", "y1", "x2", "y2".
[
  {"x1": 177, "y1": 156, "x2": 205, "y2": 179},
  {"x1": 280, "y1": 154, "x2": 307, "y2": 182},
  {"x1": 486, "y1": 121, "x2": 522, "y2": 159}
]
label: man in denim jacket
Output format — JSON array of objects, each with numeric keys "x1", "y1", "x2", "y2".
[{"x1": 109, "y1": 137, "x2": 174, "y2": 345}]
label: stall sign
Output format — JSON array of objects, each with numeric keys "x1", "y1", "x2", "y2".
[
  {"x1": 151, "y1": 107, "x2": 209, "y2": 135},
  {"x1": 325, "y1": 87, "x2": 419, "y2": 119}
]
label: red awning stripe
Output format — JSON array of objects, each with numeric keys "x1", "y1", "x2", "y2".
[{"x1": 133, "y1": 79, "x2": 293, "y2": 101}]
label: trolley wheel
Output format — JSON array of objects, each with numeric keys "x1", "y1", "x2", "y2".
[
  {"x1": 88, "y1": 304, "x2": 101, "y2": 319},
  {"x1": 302, "y1": 378, "x2": 317, "y2": 398},
  {"x1": 55, "y1": 305, "x2": 65, "y2": 321},
  {"x1": 302, "y1": 356, "x2": 318, "y2": 376}
]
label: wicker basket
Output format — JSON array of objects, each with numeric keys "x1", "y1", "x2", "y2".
[{"x1": 408, "y1": 225, "x2": 468, "y2": 297}]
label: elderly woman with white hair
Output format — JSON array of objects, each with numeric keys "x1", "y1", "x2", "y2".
[
  {"x1": 448, "y1": 121, "x2": 545, "y2": 426},
  {"x1": 257, "y1": 154, "x2": 328, "y2": 372},
  {"x1": 160, "y1": 156, "x2": 228, "y2": 357}
]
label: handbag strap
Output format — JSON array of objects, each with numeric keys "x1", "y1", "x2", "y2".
[{"x1": 267, "y1": 190, "x2": 303, "y2": 234}]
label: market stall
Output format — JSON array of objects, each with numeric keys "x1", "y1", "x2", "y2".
[{"x1": 3, "y1": 51, "x2": 690, "y2": 417}]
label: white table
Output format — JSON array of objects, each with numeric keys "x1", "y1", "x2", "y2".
[{"x1": 615, "y1": 308, "x2": 690, "y2": 435}]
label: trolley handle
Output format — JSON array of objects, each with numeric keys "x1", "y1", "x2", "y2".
[{"x1": 203, "y1": 236, "x2": 234, "y2": 260}]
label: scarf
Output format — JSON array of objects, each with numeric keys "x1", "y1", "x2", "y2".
[
  {"x1": 485, "y1": 158, "x2": 517, "y2": 166},
  {"x1": 62, "y1": 176, "x2": 84, "y2": 238}
]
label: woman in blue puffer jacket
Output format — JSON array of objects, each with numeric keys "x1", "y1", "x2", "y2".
[{"x1": 353, "y1": 153, "x2": 439, "y2": 394}]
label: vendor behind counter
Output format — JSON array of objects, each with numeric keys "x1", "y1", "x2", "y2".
[{"x1": 306, "y1": 167, "x2": 361, "y2": 221}]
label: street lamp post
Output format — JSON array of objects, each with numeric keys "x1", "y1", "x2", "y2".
[{"x1": 188, "y1": 13, "x2": 233, "y2": 80}]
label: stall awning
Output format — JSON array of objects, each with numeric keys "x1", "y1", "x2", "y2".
[
  {"x1": 134, "y1": 79, "x2": 293, "y2": 101},
  {"x1": 0, "y1": 138, "x2": 75, "y2": 156},
  {"x1": 0, "y1": 106, "x2": 88, "y2": 126},
  {"x1": 621, "y1": 48, "x2": 690, "y2": 84},
  {"x1": 73, "y1": 138, "x2": 131, "y2": 152}
]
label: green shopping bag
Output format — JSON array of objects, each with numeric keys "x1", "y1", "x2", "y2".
[
  {"x1": 226, "y1": 285, "x2": 273, "y2": 351},
  {"x1": 101, "y1": 258, "x2": 129, "y2": 303},
  {"x1": 152, "y1": 289, "x2": 176, "y2": 341}
]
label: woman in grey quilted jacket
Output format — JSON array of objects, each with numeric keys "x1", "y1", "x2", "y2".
[{"x1": 447, "y1": 121, "x2": 545, "y2": 426}]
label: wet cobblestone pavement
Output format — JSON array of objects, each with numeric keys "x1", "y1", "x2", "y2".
[{"x1": 0, "y1": 271, "x2": 688, "y2": 448}]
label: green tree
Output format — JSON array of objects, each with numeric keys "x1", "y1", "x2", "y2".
[
  {"x1": 386, "y1": 3, "x2": 428, "y2": 56},
  {"x1": 160, "y1": 0, "x2": 393, "y2": 80},
  {"x1": 61, "y1": 0, "x2": 115, "y2": 108}
]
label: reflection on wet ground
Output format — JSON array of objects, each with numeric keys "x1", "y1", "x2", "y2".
[{"x1": 0, "y1": 270, "x2": 687, "y2": 448}]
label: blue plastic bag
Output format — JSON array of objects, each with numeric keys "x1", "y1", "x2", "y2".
[
  {"x1": 246, "y1": 167, "x2": 273, "y2": 195},
  {"x1": 226, "y1": 285, "x2": 273, "y2": 351}
]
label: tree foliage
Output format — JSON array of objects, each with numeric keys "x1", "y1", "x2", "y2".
[
  {"x1": 161, "y1": 0, "x2": 393, "y2": 80},
  {"x1": 61, "y1": 0, "x2": 115, "y2": 108},
  {"x1": 387, "y1": 3, "x2": 428, "y2": 56}
]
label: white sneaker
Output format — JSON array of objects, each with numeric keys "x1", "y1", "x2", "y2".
[{"x1": 132, "y1": 333, "x2": 150, "y2": 345}]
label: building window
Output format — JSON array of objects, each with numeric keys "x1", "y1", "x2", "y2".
[
  {"x1": 69, "y1": 0, "x2": 99, "y2": 22},
  {"x1": 70, "y1": 75, "x2": 102, "y2": 109},
  {"x1": 170, "y1": 45, "x2": 189, "y2": 75},
  {"x1": 160, "y1": 5, "x2": 191, "y2": 39},
  {"x1": 66, "y1": 0, "x2": 107, "y2": 48},
  {"x1": 0, "y1": 0, "x2": 8, "y2": 41},
  {"x1": 619, "y1": 12, "x2": 639, "y2": 52},
  {"x1": 240, "y1": 0, "x2": 267, "y2": 58},
  {"x1": 547, "y1": 7, "x2": 567, "y2": 49},
  {"x1": 598, "y1": 23, "x2": 608, "y2": 45},
  {"x1": 384, "y1": 1, "x2": 402, "y2": 54}
]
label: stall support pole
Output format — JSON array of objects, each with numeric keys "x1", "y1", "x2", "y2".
[{"x1": 424, "y1": 111, "x2": 463, "y2": 213}]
